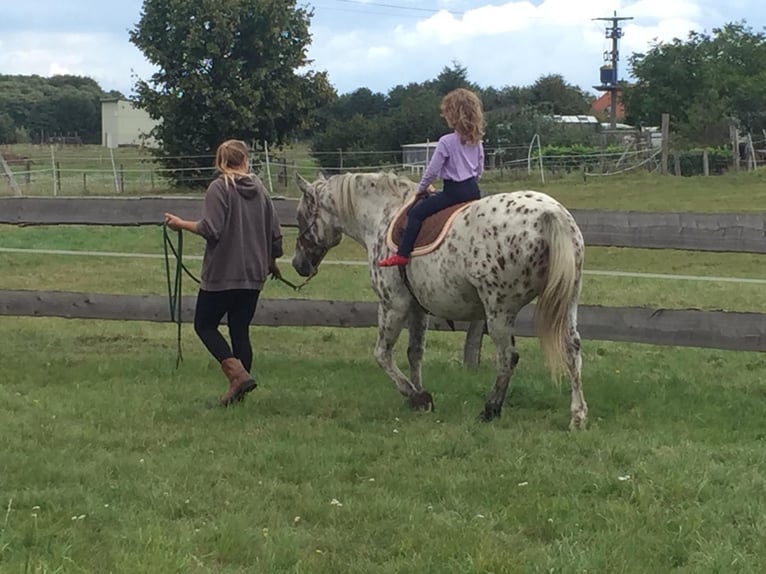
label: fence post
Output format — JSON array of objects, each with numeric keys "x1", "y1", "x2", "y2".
[
  {"x1": 746, "y1": 133, "x2": 756, "y2": 171},
  {"x1": 83, "y1": 173, "x2": 87, "y2": 194},
  {"x1": 730, "y1": 125, "x2": 740, "y2": 172},
  {"x1": 702, "y1": 149, "x2": 710, "y2": 176},
  {"x1": 50, "y1": 146, "x2": 58, "y2": 195},
  {"x1": 673, "y1": 154, "x2": 681, "y2": 177},
  {"x1": 660, "y1": 113, "x2": 669, "y2": 175},
  {"x1": 55, "y1": 161, "x2": 61, "y2": 195},
  {"x1": 109, "y1": 147, "x2": 119, "y2": 194},
  {"x1": 119, "y1": 164, "x2": 125, "y2": 194},
  {"x1": 263, "y1": 140, "x2": 274, "y2": 194}
]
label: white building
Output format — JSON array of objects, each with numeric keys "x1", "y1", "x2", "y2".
[
  {"x1": 401, "y1": 142, "x2": 438, "y2": 173},
  {"x1": 101, "y1": 98, "x2": 159, "y2": 148}
]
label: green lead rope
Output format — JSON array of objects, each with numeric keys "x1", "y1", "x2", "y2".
[{"x1": 162, "y1": 222, "x2": 200, "y2": 368}]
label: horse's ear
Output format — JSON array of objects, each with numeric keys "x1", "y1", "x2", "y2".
[
  {"x1": 317, "y1": 171, "x2": 327, "y2": 181},
  {"x1": 295, "y1": 173, "x2": 312, "y2": 196}
]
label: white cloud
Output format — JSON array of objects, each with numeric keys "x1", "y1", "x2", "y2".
[
  {"x1": 0, "y1": 31, "x2": 155, "y2": 95},
  {"x1": 3, "y1": 0, "x2": 764, "y2": 98},
  {"x1": 306, "y1": 0, "x2": 717, "y2": 94}
]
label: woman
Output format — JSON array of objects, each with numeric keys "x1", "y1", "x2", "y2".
[
  {"x1": 378, "y1": 88, "x2": 485, "y2": 267},
  {"x1": 164, "y1": 139, "x2": 283, "y2": 407}
]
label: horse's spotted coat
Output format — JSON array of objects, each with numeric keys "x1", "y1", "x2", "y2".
[{"x1": 293, "y1": 172, "x2": 587, "y2": 428}]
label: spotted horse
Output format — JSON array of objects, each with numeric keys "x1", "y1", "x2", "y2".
[{"x1": 292, "y1": 171, "x2": 587, "y2": 429}]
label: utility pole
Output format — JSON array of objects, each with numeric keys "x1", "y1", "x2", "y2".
[{"x1": 593, "y1": 11, "x2": 633, "y2": 129}]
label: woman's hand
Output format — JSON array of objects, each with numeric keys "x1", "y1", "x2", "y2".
[
  {"x1": 164, "y1": 213, "x2": 185, "y2": 231},
  {"x1": 269, "y1": 259, "x2": 282, "y2": 279}
]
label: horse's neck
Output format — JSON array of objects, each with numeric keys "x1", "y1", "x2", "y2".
[{"x1": 331, "y1": 176, "x2": 410, "y2": 249}]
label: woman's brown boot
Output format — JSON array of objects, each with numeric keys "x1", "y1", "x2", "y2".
[{"x1": 219, "y1": 357, "x2": 256, "y2": 407}]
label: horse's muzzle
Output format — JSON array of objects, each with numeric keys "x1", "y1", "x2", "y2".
[{"x1": 292, "y1": 253, "x2": 314, "y2": 278}]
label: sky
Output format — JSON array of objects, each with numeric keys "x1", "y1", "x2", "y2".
[{"x1": 1, "y1": 0, "x2": 765, "y2": 98}]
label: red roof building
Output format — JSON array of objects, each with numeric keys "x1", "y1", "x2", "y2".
[{"x1": 591, "y1": 91, "x2": 625, "y2": 121}]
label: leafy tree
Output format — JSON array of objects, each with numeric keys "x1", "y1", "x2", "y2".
[
  {"x1": 309, "y1": 65, "x2": 597, "y2": 170},
  {"x1": 129, "y1": 0, "x2": 335, "y2": 187},
  {"x1": 624, "y1": 21, "x2": 766, "y2": 144},
  {"x1": 529, "y1": 74, "x2": 594, "y2": 115},
  {"x1": 311, "y1": 114, "x2": 387, "y2": 171},
  {"x1": 480, "y1": 85, "x2": 533, "y2": 114},
  {"x1": 0, "y1": 74, "x2": 106, "y2": 143},
  {"x1": 429, "y1": 61, "x2": 478, "y2": 95},
  {"x1": 0, "y1": 112, "x2": 15, "y2": 144},
  {"x1": 326, "y1": 88, "x2": 387, "y2": 121}
]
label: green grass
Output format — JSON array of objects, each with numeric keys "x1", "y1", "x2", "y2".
[
  {"x1": 2, "y1": 171, "x2": 766, "y2": 571},
  {"x1": 2, "y1": 318, "x2": 766, "y2": 573},
  {"x1": 486, "y1": 168, "x2": 766, "y2": 212}
]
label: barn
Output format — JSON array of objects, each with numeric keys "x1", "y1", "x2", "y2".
[
  {"x1": 100, "y1": 98, "x2": 159, "y2": 148},
  {"x1": 401, "y1": 141, "x2": 438, "y2": 173}
]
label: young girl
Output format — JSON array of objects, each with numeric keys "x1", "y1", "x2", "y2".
[
  {"x1": 378, "y1": 88, "x2": 485, "y2": 267},
  {"x1": 164, "y1": 139, "x2": 283, "y2": 407}
]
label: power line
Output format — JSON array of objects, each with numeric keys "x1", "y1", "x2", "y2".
[
  {"x1": 311, "y1": 5, "x2": 424, "y2": 19},
  {"x1": 332, "y1": 0, "x2": 464, "y2": 17}
]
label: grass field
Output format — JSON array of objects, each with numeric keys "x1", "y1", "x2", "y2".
[
  {"x1": 2, "y1": 169, "x2": 766, "y2": 572},
  {"x1": 2, "y1": 318, "x2": 766, "y2": 573}
]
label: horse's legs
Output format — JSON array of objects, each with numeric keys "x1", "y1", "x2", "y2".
[
  {"x1": 566, "y1": 305, "x2": 588, "y2": 430},
  {"x1": 374, "y1": 303, "x2": 433, "y2": 411},
  {"x1": 406, "y1": 306, "x2": 428, "y2": 391},
  {"x1": 480, "y1": 312, "x2": 520, "y2": 422}
]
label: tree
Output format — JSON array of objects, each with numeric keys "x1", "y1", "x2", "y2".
[
  {"x1": 0, "y1": 112, "x2": 15, "y2": 144},
  {"x1": 0, "y1": 74, "x2": 106, "y2": 144},
  {"x1": 624, "y1": 21, "x2": 766, "y2": 144},
  {"x1": 429, "y1": 61, "x2": 478, "y2": 95},
  {"x1": 129, "y1": 0, "x2": 335, "y2": 187},
  {"x1": 529, "y1": 74, "x2": 593, "y2": 115}
]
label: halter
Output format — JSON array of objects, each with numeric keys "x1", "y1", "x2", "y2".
[{"x1": 292, "y1": 193, "x2": 328, "y2": 288}]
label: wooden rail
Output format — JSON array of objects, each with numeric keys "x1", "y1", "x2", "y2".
[
  {"x1": 1, "y1": 197, "x2": 764, "y2": 362},
  {"x1": 1, "y1": 290, "x2": 764, "y2": 352},
  {"x1": 2, "y1": 196, "x2": 765, "y2": 253}
]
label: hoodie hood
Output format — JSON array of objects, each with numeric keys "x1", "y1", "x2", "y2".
[{"x1": 232, "y1": 175, "x2": 264, "y2": 200}]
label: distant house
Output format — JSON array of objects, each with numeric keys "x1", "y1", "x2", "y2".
[
  {"x1": 551, "y1": 115, "x2": 600, "y2": 126},
  {"x1": 591, "y1": 91, "x2": 626, "y2": 121},
  {"x1": 401, "y1": 142, "x2": 438, "y2": 173},
  {"x1": 100, "y1": 98, "x2": 159, "y2": 148}
]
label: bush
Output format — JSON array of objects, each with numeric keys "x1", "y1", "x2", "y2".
[{"x1": 673, "y1": 147, "x2": 732, "y2": 175}]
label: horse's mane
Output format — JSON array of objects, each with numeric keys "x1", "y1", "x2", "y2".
[{"x1": 328, "y1": 171, "x2": 415, "y2": 221}]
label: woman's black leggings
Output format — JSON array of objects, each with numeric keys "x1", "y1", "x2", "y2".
[{"x1": 193, "y1": 288, "x2": 261, "y2": 371}]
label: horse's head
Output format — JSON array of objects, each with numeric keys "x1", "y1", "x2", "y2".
[{"x1": 292, "y1": 172, "x2": 344, "y2": 277}]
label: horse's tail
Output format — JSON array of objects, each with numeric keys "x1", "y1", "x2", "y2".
[{"x1": 534, "y1": 209, "x2": 580, "y2": 380}]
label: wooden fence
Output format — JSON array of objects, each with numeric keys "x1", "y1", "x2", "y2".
[
  {"x1": 1, "y1": 197, "x2": 765, "y2": 360},
  {"x1": 2, "y1": 196, "x2": 766, "y2": 253}
]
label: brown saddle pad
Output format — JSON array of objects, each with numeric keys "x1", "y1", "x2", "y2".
[{"x1": 386, "y1": 194, "x2": 475, "y2": 257}]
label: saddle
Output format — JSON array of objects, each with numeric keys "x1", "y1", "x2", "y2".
[{"x1": 385, "y1": 193, "x2": 475, "y2": 257}]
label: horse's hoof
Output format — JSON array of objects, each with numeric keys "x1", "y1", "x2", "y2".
[
  {"x1": 479, "y1": 403, "x2": 502, "y2": 422},
  {"x1": 408, "y1": 391, "x2": 434, "y2": 412},
  {"x1": 569, "y1": 417, "x2": 587, "y2": 431}
]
